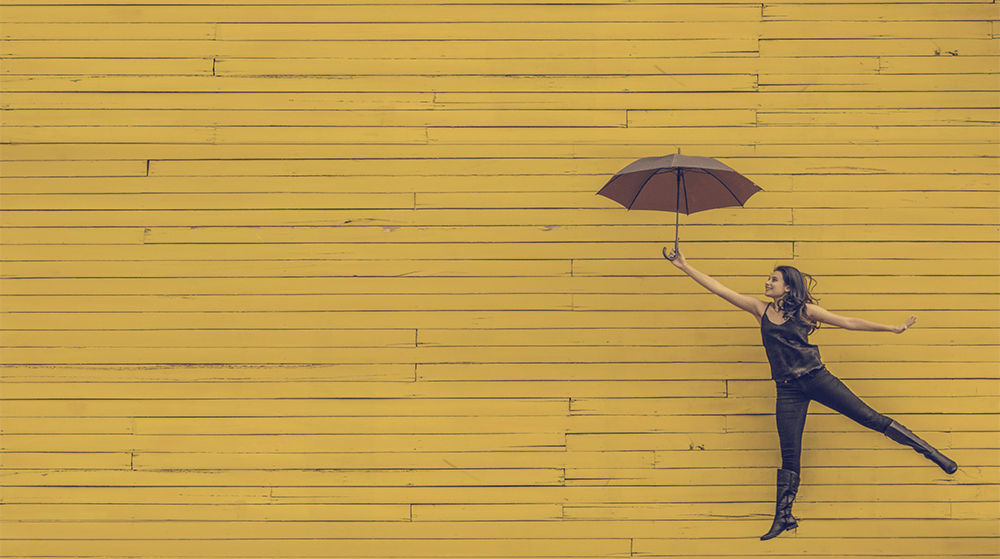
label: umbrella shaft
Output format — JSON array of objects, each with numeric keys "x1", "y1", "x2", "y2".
[{"x1": 674, "y1": 171, "x2": 682, "y2": 250}]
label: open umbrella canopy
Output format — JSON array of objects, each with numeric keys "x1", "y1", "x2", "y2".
[
  {"x1": 597, "y1": 152, "x2": 763, "y2": 259},
  {"x1": 598, "y1": 153, "x2": 761, "y2": 214}
]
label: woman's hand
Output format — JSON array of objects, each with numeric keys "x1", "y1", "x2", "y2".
[
  {"x1": 664, "y1": 247, "x2": 687, "y2": 270},
  {"x1": 893, "y1": 316, "x2": 918, "y2": 334}
]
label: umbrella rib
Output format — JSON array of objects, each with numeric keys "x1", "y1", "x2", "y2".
[
  {"x1": 626, "y1": 168, "x2": 665, "y2": 211},
  {"x1": 681, "y1": 170, "x2": 690, "y2": 215},
  {"x1": 702, "y1": 168, "x2": 748, "y2": 207}
]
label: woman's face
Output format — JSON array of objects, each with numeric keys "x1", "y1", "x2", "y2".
[{"x1": 765, "y1": 271, "x2": 791, "y2": 299}]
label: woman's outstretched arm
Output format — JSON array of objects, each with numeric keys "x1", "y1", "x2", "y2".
[
  {"x1": 806, "y1": 304, "x2": 917, "y2": 334},
  {"x1": 666, "y1": 248, "x2": 767, "y2": 317}
]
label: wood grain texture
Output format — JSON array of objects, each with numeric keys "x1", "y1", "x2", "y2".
[{"x1": 1, "y1": 2, "x2": 997, "y2": 558}]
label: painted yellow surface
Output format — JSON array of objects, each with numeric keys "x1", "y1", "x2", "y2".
[{"x1": 1, "y1": 1, "x2": 998, "y2": 557}]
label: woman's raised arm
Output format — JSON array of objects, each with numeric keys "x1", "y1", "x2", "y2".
[
  {"x1": 666, "y1": 248, "x2": 767, "y2": 318},
  {"x1": 806, "y1": 304, "x2": 917, "y2": 334}
]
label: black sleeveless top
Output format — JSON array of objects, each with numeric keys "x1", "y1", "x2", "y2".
[{"x1": 760, "y1": 302, "x2": 824, "y2": 382}]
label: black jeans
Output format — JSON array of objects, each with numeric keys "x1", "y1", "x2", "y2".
[{"x1": 775, "y1": 367, "x2": 893, "y2": 475}]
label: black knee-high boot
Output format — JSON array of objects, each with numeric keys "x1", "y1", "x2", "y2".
[
  {"x1": 760, "y1": 468, "x2": 800, "y2": 541},
  {"x1": 884, "y1": 421, "x2": 957, "y2": 474}
]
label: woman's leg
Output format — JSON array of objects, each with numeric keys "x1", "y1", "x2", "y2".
[
  {"x1": 762, "y1": 380, "x2": 810, "y2": 541},
  {"x1": 775, "y1": 380, "x2": 811, "y2": 475},
  {"x1": 800, "y1": 368, "x2": 957, "y2": 473},
  {"x1": 798, "y1": 368, "x2": 892, "y2": 434}
]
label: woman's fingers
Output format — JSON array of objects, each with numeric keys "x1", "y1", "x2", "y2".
[{"x1": 896, "y1": 315, "x2": 918, "y2": 333}]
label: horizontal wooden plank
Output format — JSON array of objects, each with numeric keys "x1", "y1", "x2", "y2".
[
  {"x1": 417, "y1": 328, "x2": 1000, "y2": 348},
  {"x1": 0, "y1": 243, "x2": 861, "y2": 264},
  {"x1": 571, "y1": 396, "x2": 1000, "y2": 416},
  {"x1": 1, "y1": 58, "x2": 213, "y2": 75},
  {"x1": 214, "y1": 57, "x2": 885, "y2": 78},
  {"x1": 575, "y1": 256, "x2": 1000, "y2": 275},
  {"x1": 0, "y1": 452, "x2": 130, "y2": 469},
  {"x1": 5, "y1": 90, "x2": 998, "y2": 114},
  {"x1": 5, "y1": 537, "x2": 631, "y2": 558},
  {"x1": 793, "y1": 208, "x2": 999, "y2": 226},
  {"x1": 20, "y1": 447, "x2": 995, "y2": 471},
  {"x1": 428, "y1": 126, "x2": 999, "y2": 144},
  {"x1": 880, "y1": 56, "x2": 1000, "y2": 74},
  {"x1": 1, "y1": 267, "x2": 998, "y2": 295},
  {"x1": 562, "y1": 467, "x2": 998, "y2": 485},
  {"x1": 0, "y1": 0, "x2": 984, "y2": 4},
  {"x1": 0, "y1": 501, "x2": 978, "y2": 522},
  {"x1": 0, "y1": 519, "x2": 997, "y2": 542},
  {"x1": 763, "y1": 3, "x2": 1000, "y2": 22},
  {"x1": 728, "y1": 379, "x2": 1000, "y2": 398},
  {"x1": 1, "y1": 329, "x2": 421, "y2": 348},
  {"x1": 128, "y1": 415, "x2": 724, "y2": 435},
  {"x1": 4, "y1": 21, "x2": 984, "y2": 42},
  {"x1": 0, "y1": 208, "x2": 795, "y2": 228},
  {"x1": 0, "y1": 538, "x2": 638, "y2": 557},
  {"x1": 0, "y1": 260, "x2": 576, "y2": 278},
  {"x1": 564, "y1": 501, "x2": 956, "y2": 520},
  {"x1": 2, "y1": 22, "x2": 217, "y2": 40},
  {"x1": 0, "y1": 293, "x2": 577, "y2": 312},
  {"x1": 3, "y1": 327, "x2": 995, "y2": 351},
  {"x1": 1, "y1": 433, "x2": 566, "y2": 452},
  {"x1": 653, "y1": 448, "x2": 999, "y2": 469},
  {"x1": 0, "y1": 4, "x2": 765, "y2": 24},
  {"x1": 0, "y1": 381, "x2": 727, "y2": 400},
  {"x1": 0, "y1": 417, "x2": 134, "y2": 435},
  {"x1": 3, "y1": 431, "x2": 995, "y2": 455},
  {"x1": 417, "y1": 361, "x2": 1000, "y2": 381},
  {"x1": 794, "y1": 241, "x2": 1000, "y2": 260},
  {"x1": 758, "y1": 73, "x2": 999, "y2": 92},
  {"x1": 0, "y1": 224, "x2": 1000, "y2": 248},
  {"x1": 7, "y1": 225, "x2": 999, "y2": 245},
  {"x1": 1, "y1": 398, "x2": 570, "y2": 417},
  {"x1": 634, "y1": 537, "x2": 1000, "y2": 556},
  {"x1": 4, "y1": 359, "x2": 995, "y2": 384},
  {"x1": 7, "y1": 189, "x2": 996, "y2": 213},
  {"x1": 2, "y1": 38, "x2": 759, "y2": 59},
  {"x1": 132, "y1": 450, "x2": 657, "y2": 470},
  {"x1": 0, "y1": 160, "x2": 149, "y2": 178},
  {"x1": 0, "y1": 74, "x2": 759, "y2": 93},
  {"x1": 0, "y1": 193, "x2": 417, "y2": 211},
  {"x1": 0, "y1": 108, "x2": 630, "y2": 127},
  {"x1": 0, "y1": 227, "x2": 144, "y2": 244},
  {"x1": 0, "y1": 363, "x2": 417, "y2": 383},
  {"x1": 430, "y1": 91, "x2": 1000, "y2": 111},
  {"x1": 2, "y1": 503, "x2": 411, "y2": 521},
  {"x1": 757, "y1": 108, "x2": 1000, "y2": 126},
  {"x1": 230, "y1": 20, "x2": 986, "y2": 44},
  {"x1": 760, "y1": 38, "x2": 999, "y2": 57},
  {"x1": 9, "y1": 133, "x2": 938, "y2": 165},
  {"x1": 728, "y1": 421, "x2": 996, "y2": 444},
  {"x1": 4, "y1": 485, "x2": 996, "y2": 507},
  {"x1": 0, "y1": 468, "x2": 567, "y2": 488},
  {"x1": 1, "y1": 125, "x2": 429, "y2": 145},
  {"x1": 1, "y1": 344, "x2": 994, "y2": 365},
  {"x1": 413, "y1": 504, "x2": 562, "y2": 521},
  {"x1": 574, "y1": 293, "x2": 997, "y2": 311}
]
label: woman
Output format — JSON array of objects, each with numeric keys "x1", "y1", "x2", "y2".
[{"x1": 665, "y1": 248, "x2": 958, "y2": 541}]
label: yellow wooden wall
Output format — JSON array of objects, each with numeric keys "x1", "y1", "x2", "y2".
[{"x1": 1, "y1": 0, "x2": 998, "y2": 557}]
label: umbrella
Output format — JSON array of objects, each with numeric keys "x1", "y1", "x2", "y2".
[{"x1": 597, "y1": 150, "x2": 762, "y2": 260}]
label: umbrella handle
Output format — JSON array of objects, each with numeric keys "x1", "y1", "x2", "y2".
[{"x1": 663, "y1": 242, "x2": 679, "y2": 261}]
